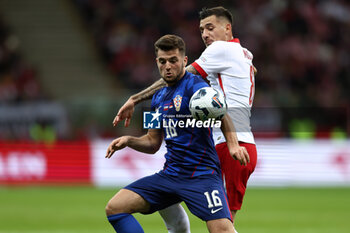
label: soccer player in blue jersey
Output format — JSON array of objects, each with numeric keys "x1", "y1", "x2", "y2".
[
  {"x1": 112, "y1": 7, "x2": 255, "y2": 233},
  {"x1": 105, "y1": 34, "x2": 237, "y2": 233}
]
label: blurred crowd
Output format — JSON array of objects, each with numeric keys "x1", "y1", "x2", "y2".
[
  {"x1": 0, "y1": 14, "x2": 54, "y2": 142},
  {"x1": 1, "y1": 0, "x2": 349, "y2": 140},
  {"x1": 72, "y1": 0, "x2": 349, "y2": 138},
  {"x1": 0, "y1": 14, "x2": 45, "y2": 103},
  {"x1": 74, "y1": 0, "x2": 350, "y2": 108}
]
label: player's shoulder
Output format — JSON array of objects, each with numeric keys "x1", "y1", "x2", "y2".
[
  {"x1": 206, "y1": 41, "x2": 228, "y2": 52},
  {"x1": 184, "y1": 71, "x2": 203, "y2": 82},
  {"x1": 204, "y1": 40, "x2": 241, "y2": 58},
  {"x1": 188, "y1": 73, "x2": 208, "y2": 88},
  {"x1": 153, "y1": 86, "x2": 166, "y2": 103},
  {"x1": 214, "y1": 40, "x2": 254, "y2": 61},
  {"x1": 182, "y1": 72, "x2": 208, "y2": 92},
  {"x1": 210, "y1": 40, "x2": 241, "y2": 48}
]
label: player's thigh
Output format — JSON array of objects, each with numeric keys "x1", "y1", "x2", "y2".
[
  {"x1": 206, "y1": 218, "x2": 235, "y2": 233},
  {"x1": 125, "y1": 173, "x2": 181, "y2": 214},
  {"x1": 216, "y1": 142, "x2": 257, "y2": 210},
  {"x1": 106, "y1": 188, "x2": 150, "y2": 214},
  {"x1": 180, "y1": 175, "x2": 231, "y2": 221},
  {"x1": 216, "y1": 142, "x2": 257, "y2": 174},
  {"x1": 226, "y1": 143, "x2": 257, "y2": 195}
]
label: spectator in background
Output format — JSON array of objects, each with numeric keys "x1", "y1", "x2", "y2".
[
  {"x1": 0, "y1": 13, "x2": 51, "y2": 141},
  {"x1": 0, "y1": 14, "x2": 45, "y2": 103},
  {"x1": 74, "y1": 0, "x2": 349, "y2": 108},
  {"x1": 74, "y1": 0, "x2": 349, "y2": 137}
]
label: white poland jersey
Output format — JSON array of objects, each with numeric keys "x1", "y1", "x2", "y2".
[{"x1": 192, "y1": 38, "x2": 255, "y2": 145}]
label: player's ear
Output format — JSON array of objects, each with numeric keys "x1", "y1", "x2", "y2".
[
  {"x1": 226, "y1": 23, "x2": 231, "y2": 33},
  {"x1": 183, "y1": 56, "x2": 188, "y2": 66}
]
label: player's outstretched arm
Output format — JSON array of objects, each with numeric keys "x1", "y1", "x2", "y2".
[
  {"x1": 113, "y1": 78, "x2": 167, "y2": 127},
  {"x1": 105, "y1": 129, "x2": 163, "y2": 158},
  {"x1": 220, "y1": 114, "x2": 250, "y2": 166}
]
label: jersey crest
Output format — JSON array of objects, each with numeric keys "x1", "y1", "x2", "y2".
[{"x1": 173, "y1": 95, "x2": 182, "y2": 111}]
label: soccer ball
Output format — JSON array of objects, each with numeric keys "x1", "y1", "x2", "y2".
[{"x1": 189, "y1": 87, "x2": 227, "y2": 121}]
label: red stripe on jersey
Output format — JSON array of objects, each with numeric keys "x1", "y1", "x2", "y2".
[
  {"x1": 218, "y1": 73, "x2": 225, "y2": 96},
  {"x1": 221, "y1": 186, "x2": 233, "y2": 220},
  {"x1": 186, "y1": 128, "x2": 194, "y2": 147},
  {"x1": 249, "y1": 66, "x2": 255, "y2": 106},
  {"x1": 191, "y1": 62, "x2": 208, "y2": 79},
  {"x1": 191, "y1": 148, "x2": 206, "y2": 178}
]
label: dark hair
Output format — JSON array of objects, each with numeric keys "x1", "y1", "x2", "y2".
[
  {"x1": 154, "y1": 34, "x2": 186, "y2": 56},
  {"x1": 199, "y1": 6, "x2": 233, "y2": 25}
]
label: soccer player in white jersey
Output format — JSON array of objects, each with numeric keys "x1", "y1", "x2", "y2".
[
  {"x1": 191, "y1": 8, "x2": 257, "y2": 232},
  {"x1": 113, "y1": 6, "x2": 257, "y2": 233}
]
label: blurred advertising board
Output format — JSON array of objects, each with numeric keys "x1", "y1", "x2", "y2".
[
  {"x1": 91, "y1": 139, "x2": 350, "y2": 187},
  {"x1": 1, "y1": 139, "x2": 349, "y2": 187},
  {"x1": 0, "y1": 141, "x2": 91, "y2": 185}
]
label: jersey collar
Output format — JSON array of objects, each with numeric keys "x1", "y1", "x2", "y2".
[{"x1": 228, "y1": 38, "x2": 240, "y2": 43}]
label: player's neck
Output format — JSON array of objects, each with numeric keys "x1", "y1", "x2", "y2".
[{"x1": 226, "y1": 35, "x2": 234, "y2": 41}]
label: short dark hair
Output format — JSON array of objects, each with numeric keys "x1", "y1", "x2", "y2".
[
  {"x1": 199, "y1": 6, "x2": 233, "y2": 25},
  {"x1": 154, "y1": 34, "x2": 186, "y2": 56}
]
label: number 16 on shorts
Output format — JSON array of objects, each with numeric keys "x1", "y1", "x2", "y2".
[{"x1": 204, "y1": 190, "x2": 223, "y2": 214}]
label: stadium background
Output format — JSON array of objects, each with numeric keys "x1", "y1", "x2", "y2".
[{"x1": 0, "y1": 0, "x2": 349, "y2": 232}]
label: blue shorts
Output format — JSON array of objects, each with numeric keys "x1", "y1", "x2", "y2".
[{"x1": 124, "y1": 172, "x2": 232, "y2": 221}]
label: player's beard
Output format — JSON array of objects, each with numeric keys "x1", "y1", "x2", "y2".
[{"x1": 164, "y1": 73, "x2": 182, "y2": 85}]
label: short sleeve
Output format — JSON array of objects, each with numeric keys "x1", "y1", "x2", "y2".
[{"x1": 192, "y1": 41, "x2": 230, "y2": 76}]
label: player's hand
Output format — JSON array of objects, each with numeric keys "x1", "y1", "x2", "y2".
[
  {"x1": 113, "y1": 98, "x2": 135, "y2": 127},
  {"x1": 105, "y1": 136, "x2": 129, "y2": 159},
  {"x1": 229, "y1": 145, "x2": 250, "y2": 166},
  {"x1": 253, "y1": 65, "x2": 257, "y2": 75}
]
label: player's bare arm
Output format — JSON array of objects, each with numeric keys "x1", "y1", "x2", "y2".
[
  {"x1": 113, "y1": 65, "x2": 200, "y2": 128},
  {"x1": 185, "y1": 65, "x2": 199, "y2": 75},
  {"x1": 113, "y1": 63, "x2": 206, "y2": 129},
  {"x1": 220, "y1": 114, "x2": 250, "y2": 165},
  {"x1": 186, "y1": 64, "x2": 211, "y2": 85},
  {"x1": 113, "y1": 78, "x2": 167, "y2": 127},
  {"x1": 106, "y1": 129, "x2": 163, "y2": 158}
]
